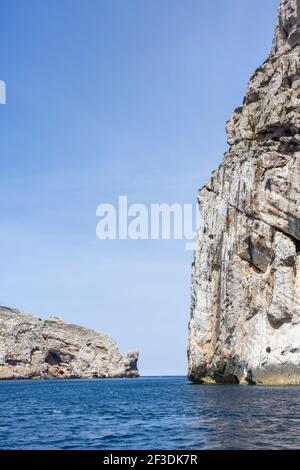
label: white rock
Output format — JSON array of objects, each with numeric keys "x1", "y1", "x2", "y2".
[
  {"x1": 188, "y1": 0, "x2": 300, "y2": 385},
  {"x1": 0, "y1": 307, "x2": 139, "y2": 380}
]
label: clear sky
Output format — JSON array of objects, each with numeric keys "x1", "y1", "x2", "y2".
[{"x1": 0, "y1": 0, "x2": 279, "y2": 375}]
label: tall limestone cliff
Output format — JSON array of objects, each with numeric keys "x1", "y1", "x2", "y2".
[
  {"x1": 0, "y1": 307, "x2": 139, "y2": 379},
  {"x1": 188, "y1": 0, "x2": 300, "y2": 385}
]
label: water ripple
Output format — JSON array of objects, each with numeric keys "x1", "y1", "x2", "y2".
[{"x1": 0, "y1": 377, "x2": 299, "y2": 449}]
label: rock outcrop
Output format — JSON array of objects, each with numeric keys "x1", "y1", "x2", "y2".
[
  {"x1": 188, "y1": 0, "x2": 300, "y2": 385},
  {"x1": 0, "y1": 307, "x2": 139, "y2": 379}
]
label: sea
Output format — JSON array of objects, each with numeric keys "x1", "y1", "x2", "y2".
[{"x1": 0, "y1": 376, "x2": 299, "y2": 450}]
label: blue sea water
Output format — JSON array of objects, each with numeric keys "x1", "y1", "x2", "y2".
[{"x1": 0, "y1": 376, "x2": 299, "y2": 450}]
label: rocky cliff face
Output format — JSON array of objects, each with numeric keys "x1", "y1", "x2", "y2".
[
  {"x1": 0, "y1": 307, "x2": 139, "y2": 379},
  {"x1": 188, "y1": 0, "x2": 300, "y2": 385}
]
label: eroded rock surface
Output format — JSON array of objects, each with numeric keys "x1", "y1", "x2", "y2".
[
  {"x1": 0, "y1": 307, "x2": 139, "y2": 379},
  {"x1": 188, "y1": 0, "x2": 300, "y2": 385}
]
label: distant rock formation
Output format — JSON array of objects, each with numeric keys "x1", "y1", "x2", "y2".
[
  {"x1": 0, "y1": 307, "x2": 139, "y2": 379},
  {"x1": 188, "y1": 0, "x2": 300, "y2": 385}
]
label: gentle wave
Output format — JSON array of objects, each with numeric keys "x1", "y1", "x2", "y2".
[{"x1": 0, "y1": 377, "x2": 299, "y2": 450}]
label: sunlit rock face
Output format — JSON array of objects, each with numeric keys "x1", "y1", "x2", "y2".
[
  {"x1": 188, "y1": 0, "x2": 300, "y2": 385},
  {"x1": 0, "y1": 307, "x2": 139, "y2": 380}
]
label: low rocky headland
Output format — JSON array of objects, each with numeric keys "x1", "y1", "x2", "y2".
[
  {"x1": 188, "y1": 0, "x2": 300, "y2": 385},
  {"x1": 0, "y1": 307, "x2": 139, "y2": 380}
]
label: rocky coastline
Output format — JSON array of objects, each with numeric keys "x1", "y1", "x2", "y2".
[
  {"x1": 0, "y1": 307, "x2": 139, "y2": 380},
  {"x1": 188, "y1": 0, "x2": 300, "y2": 385}
]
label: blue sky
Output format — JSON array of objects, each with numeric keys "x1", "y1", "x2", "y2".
[{"x1": 0, "y1": 0, "x2": 279, "y2": 375}]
